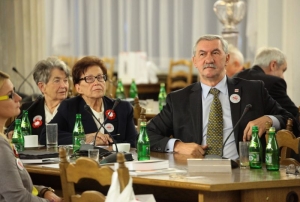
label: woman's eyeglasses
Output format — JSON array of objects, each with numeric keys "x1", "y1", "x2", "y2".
[
  {"x1": 79, "y1": 75, "x2": 107, "y2": 83},
  {"x1": 0, "y1": 91, "x2": 16, "y2": 101}
]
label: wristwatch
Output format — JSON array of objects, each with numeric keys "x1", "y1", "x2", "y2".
[{"x1": 39, "y1": 187, "x2": 55, "y2": 197}]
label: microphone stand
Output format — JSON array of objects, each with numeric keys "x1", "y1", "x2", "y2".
[
  {"x1": 12, "y1": 67, "x2": 35, "y2": 98},
  {"x1": 81, "y1": 99, "x2": 133, "y2": 163}
]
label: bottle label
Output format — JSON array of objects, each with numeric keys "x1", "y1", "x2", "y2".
[
  {"x1": 13, "y1": 143, "x2": 24, "y2": 152},
  {"x1": 266, "y1": 153, "x2": 273, "y2": 165},
  {"x1": 249, "y1": 152, "x2": 260, "y2": 163},
  {"x1": 137, "y1": 144, "x2": 150, "y2": 161},
  {"x1": 74, "y1": 136, "x2": 85, "y2": 146}
]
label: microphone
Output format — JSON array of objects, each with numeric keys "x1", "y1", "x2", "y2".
[
  {"x1": 205, "y1": 104, "x2": 252, "y2": 168},
  {"x1": 81, "y1": 99, "x2": 133, "y2": 164},
  {"x1": 5, "y1": 95, "x2": 43, "y2": 136},
  {"x1": 84, "y1": 98, "x2": 121, "y2": 148},
  {"x1": 12, "y1": 67, "x2": 35, "y2": 96}
]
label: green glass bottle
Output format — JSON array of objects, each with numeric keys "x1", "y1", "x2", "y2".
[
  {"x1": 129, "y1": 79, "x2": 138, "y2": 99},
  {"x1": 116, "y1": 79, "x2": 125, "y2": 99},
  {"x1": 137, "y1": 121, "x2": 150, "y2": 161},
  {"x1": 265, "y1": 127, "x2": 279, "y2": 171},
  {"x1": 21, "y1": 110, "x2": 32, "y2": 136},
  {"x1": 158, "y1": 83, "x2": 167, "y2": 111},
  {"x1": 73, "y1": 114, "x2": 86, "y2": 153},
  {"x1": 12, "y1": 119, "x2": 24, "y2": 152},
  {"x1": 249, "y1": 126, "x2": 262, "y2": 169}
]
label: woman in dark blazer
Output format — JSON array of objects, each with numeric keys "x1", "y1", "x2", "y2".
[
  {"x1": 7, "y1": 57, "x2": 70, "y2": 142},
  {"x1": 40, "y1": 56, "x2": 137, "y2": 147}
]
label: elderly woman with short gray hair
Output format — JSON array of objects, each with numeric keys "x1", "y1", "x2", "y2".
[{"x1": 8, "y1": 57, "x2": 70, "y2": 141}]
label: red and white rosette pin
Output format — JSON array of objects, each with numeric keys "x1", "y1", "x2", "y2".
[
  {"x1": 105, "y1": 109, "x2": 116, "y2": 120},
  {"x1": 16, "y1": 158, "x2": 24, "y2": 171},
  {"x1": 32, "y1": 115, "x2": 43, "y2": 128}
]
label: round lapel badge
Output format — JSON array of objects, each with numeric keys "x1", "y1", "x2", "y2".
[
  {"x1": 105, "y1": 123, "x2": 114, "y2": 133},
  {"x1": 32, "y1": 119, "x2": 43, "y2": 128},
  {"x1": 33, "y1": 115, "x2": 42, "y2": 122},
  {"x1": 230, "y1": 94, "x2": 241, "y2": 103},
  {"x1": 32, "y1": 115, "x2": 43, "y2": 128},
  {"x1": 16, "y1": 158, "x2": 24, "y2": 171},
  {"x1": 105, "y1": 109, "x2": 116, "y2": 120}
]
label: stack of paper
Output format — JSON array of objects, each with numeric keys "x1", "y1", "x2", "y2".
[
  {"x1": 113, "y1": 160, "x2": 186, "y2": 176},
  {"x1": 118, "y1": 160, "x2": 169, "y2": 171}
]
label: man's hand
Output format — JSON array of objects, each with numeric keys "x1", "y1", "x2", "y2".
[
  {"x1": 243, "y1": 116, "x2": 272, "y2": 141},
  {"x1": 174, "y1": 142, "x2": 207, "y2": 156}
]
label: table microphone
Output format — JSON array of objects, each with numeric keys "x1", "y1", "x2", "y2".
[
  {"x1": 5, "y1": 95, "x2": 43, "y2": 136},
  {"x1": 12, "y1": 67, "x2": 35, "y2": 96},
  {"x1": 83, "y1": 98, "x2": 121, "y2": 149},
  {"x1": 82, "y1": 99, "x2": 133, "y2": 163},
  {"x1": 205, "y1": 104, "x2": 252, "y2": 168}
]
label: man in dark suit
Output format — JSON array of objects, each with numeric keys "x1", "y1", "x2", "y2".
[
  {"x1": 233, "y1": 47, "x2": 298, "y2": 119},
  {"x1": 147, "y1": 35, "x2": 299, "y2": 159}
]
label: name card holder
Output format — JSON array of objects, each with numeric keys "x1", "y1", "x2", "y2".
[{"x1": 187, "y1": 159, "x2": 232, "y2": 173}]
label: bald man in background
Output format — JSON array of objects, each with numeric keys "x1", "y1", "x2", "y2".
[{"x1": 225, "y1": 44, "x2": 245, "y2": 77}]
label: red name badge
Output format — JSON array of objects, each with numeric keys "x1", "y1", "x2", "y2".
[{"x1": 105, "y1": 109, "x2": 116, "y2": 120}]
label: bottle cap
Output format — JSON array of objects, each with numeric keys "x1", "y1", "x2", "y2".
[
  {"x1": 140, "y1": 122, "x2": 147, "y2": 127},
  {"x1": 269, "y1": 127, "x2": 275, "y2": 133}
]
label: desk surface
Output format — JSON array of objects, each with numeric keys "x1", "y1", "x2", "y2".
[{"x1": 24, "y1": 150, "x2": 300, "y2": 202}]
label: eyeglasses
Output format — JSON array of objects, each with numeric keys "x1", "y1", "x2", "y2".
[
  {"x1": 0, "y1": 91, "x2": 16, "y2": 101},
  {"x1": 79, "y1": 75, "x2": 107, "y2": 83}
]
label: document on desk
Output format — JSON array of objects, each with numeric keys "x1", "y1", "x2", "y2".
[
  {"x1": 114, "y1": 160, "x2": 169, "y2": 171},
  {"x1": 21, "y1": 158, "x2": 59, "y2": 164},
  {"x1": 129, "y1": 168, "x2": 187, "y2": 176},
  {"x1": 113, "y1": 160, "x2": 186, "y2": 176}
]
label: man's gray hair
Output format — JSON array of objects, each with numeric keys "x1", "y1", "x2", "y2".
[
  {"x1": 192, "y1": 35, "x2": 229, "y2": 56},
  {"x1": 33, "y1": 57, "x2": 70, "y2": 84},
  {"x1": 228, "y1": 44, "x2": 244, "y2": 65},
  {"x1": 253, "y1": 47, "x2": 286, "y2": 69}
]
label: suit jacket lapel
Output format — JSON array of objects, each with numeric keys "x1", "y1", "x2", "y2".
[
  {"x1": 227, "y1": 77, "x2": 242, "y2": 145},
  {"x1": 190, "y1": 83, "x2": 202, "y2": 144}
]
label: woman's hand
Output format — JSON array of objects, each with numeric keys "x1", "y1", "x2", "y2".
[
  {"x1": 85, "y1": 132, "x2": 113, "y2": 145},
  {"x1": 95, "y1": 133, "x2": 113, "y2": 145},
  {"x1": 44, "y1": 191, "x2": 63, "y2": 202}
]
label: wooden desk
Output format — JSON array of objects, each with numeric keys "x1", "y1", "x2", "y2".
[{"x1": 25, "y1": 151, "x2": 300, "y2": 202}]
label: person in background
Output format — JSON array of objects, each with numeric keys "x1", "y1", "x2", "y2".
[
  {"x1": 225, "y1": 44, "x2": 245, "y2": 77},
  {"x1": 0, "y1": 71, "x2": 62, "y2": 202},
  {"x1": 7, "y1": 57, "x2": 70, "y2": 141},
  {"x1": 147, "y1": 35, "x2": 299, "y2": 160},
  {"x1": 40, "y1": 56, "x2": 137, "y2": 147},
  {"x1": 233, "y1": 47, "x2": 299, "y2": 120}
]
